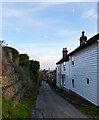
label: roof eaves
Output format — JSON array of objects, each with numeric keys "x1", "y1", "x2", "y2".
[
  {"x1": 69, "y1": 33, "x2": 99, "y2": 56},
  {"x1": 56, "y1": 33, "x2": 99, "y2": 65},
  {"x1": 56, "y1": 55, "x2": 69, "y2": 65}
]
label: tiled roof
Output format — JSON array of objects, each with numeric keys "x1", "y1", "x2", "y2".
[
  {"x1": 69, "y1": 33, "x2": 99, "y2": 56},
  {"x1": 56, "y1": 33, "x2": 99, "y2": 65},
  {"x1": 56, "y1": 55, "x2": 69, "y2": 65}
]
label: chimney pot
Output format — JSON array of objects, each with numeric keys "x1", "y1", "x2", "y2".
[
  {"x1": 79, "y1": 31, "x2": 87, "y2": 45},
  {"x1": 82, "y1": 31, "x2": 85, "y2": 36},
  {"x1": 62, "y1": 47, "x2": 68, "y2": 58}
]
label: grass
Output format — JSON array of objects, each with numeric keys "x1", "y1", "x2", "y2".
[
  {"x1": 2, "y1": 85, "x2": 40, "y2": 118},
  {"x1": 76, "y1": 104, "x2": 99, "y2": 118},
  {"x1": 55, "y1": 87, "x2": 99, "y2": 119}
]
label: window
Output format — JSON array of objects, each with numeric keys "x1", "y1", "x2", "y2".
[
  {"x1": 58, "y1": 74, "x2": 60, "y2": 83},
  {"x1": 63, "y1": 63, "x2": 66, "y2": 71},
  {"x1": 58, "y1": 74, "x2": 61, "y2": 80},
  {"x1": 58, "y1": 66, "x2": 59, "y2": 71},
  {"x1": 71, "y1": 56, "x2": 74, "y2": 66},
  {"x1": 72, "y1": 79, "x2": 74, "y2": 88},
  {"x1": 62, "y1": 74, "x2": 65, "y2": 86},
  {"x1": 87, "y1": 78, "x2": 89, "y2": 84},
  {"x1": 72, "y1": 61, "x2": 74, "y2": 65},
  {"x1": 58, "y1": 74, "x2": 60, "y2": 79}
]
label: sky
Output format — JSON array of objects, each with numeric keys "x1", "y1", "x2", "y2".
[{"x1": 1, "y1": 1, "x2": 98, "y2": 70}]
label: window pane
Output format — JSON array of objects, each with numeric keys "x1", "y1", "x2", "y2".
[{"x1": 87, "y1": 78, "x2": 89, "y2": 84}]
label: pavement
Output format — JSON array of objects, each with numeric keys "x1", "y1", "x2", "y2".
[{"x1": 31, "y1": 81, "x2": 88, "y2": 118}]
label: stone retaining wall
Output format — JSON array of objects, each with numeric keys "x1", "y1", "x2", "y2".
[{"x1": 2, "y1": 47, "x2": 34, "y2": 107}]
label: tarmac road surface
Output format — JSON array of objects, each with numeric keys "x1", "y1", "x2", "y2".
[{"x1": 31, "y1": 81, "x2": 88, "y2": 118}]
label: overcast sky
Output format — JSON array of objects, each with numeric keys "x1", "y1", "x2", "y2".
[{"x1": 1, "y1": 1, "x2": 98, "y2": 70}]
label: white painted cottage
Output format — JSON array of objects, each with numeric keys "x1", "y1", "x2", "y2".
[{"x1": 56, "y1": 31, "x2": 99, "y2": 106}]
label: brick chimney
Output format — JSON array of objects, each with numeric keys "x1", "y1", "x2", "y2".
[
  {"x1": 62, "y1": 48, "x2": 68, "y2": 58},
  {"x1": 79, "y1": 31, "x2": 87, "y2": 45}
]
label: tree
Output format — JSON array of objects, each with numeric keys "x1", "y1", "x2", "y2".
[
  {"x1": 19, "y1": 54, "x2": 29, "y2": 67},
  {"x1": 29, "y1": 60, "x2": 40, "y2": 73}
]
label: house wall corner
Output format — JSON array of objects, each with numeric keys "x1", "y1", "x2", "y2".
[{"x1": 97, "y1": 40, "x2": 99, "y2": 106}]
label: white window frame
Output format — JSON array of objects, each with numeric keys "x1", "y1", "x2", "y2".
[
  {"x1": 62, "y1": 74, "x2": 65, "y2": 86},
  {"x1": 63, "y1": 62, "x2": 66, "y2": 71},
  {"x1": 72, "y1": 79, "x2": 74, "y2": 88},
  {"x1": 58, "y1": 66, "x2": 59, "y2": 71},
  {"x1": 71, "y1": 56, "x2": 74, "y2": 66},
  {"x1": 86, "y1": 78, "x2": 90, "y2": 86}
]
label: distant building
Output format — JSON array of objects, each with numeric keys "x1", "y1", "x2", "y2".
[{"x1": 56, "y1": 31, "x2": 99, "y2": 106}]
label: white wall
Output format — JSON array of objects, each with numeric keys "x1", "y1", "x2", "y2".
[
  {"x1": 61, "y1": 62, "x2": 66, "y2": 87},
  {"x1": 61, "y1": 62, "x2": 71, "y2": 90},
  {"x1": 56, "y1": 64, "x2": 59, "y2": 87},
  {"x1": 56, "y1": 64, "x2": 62, "y2": 87},
  {"x1": 97, "y1": 40, "x2": 99, "y2": 106},
  {"x1": 56, "y1": 42, "x2": 98, "y2": 106},
  {"x1": 70, "y1": 43, "x2": 98, "y2": 105},
  {"x1": 56, "y1": 61, "x2": 70, "y2": 89}
]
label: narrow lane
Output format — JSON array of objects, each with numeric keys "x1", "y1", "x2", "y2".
[{"x1": 31, "y1": 81, "x2": 87, "y2": 118}]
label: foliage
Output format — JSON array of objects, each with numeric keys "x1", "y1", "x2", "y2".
[
  {"x1": 3, "y1": 47, "x2": 9, "y2": 57},
  {"x1": 9, "y1": 47, "x2": 19, "y2": 62},
  {"x1": 3, "y1": 47, "x2": 19, "y2": 63},
  {"x1": 2, "y1": 85, "x2": 40, "y2": 118},
  {"x1": 19, "y1": 54, "x2": 29, "y2": 61},
  {"x1": 3, "y1": 47, "x2": 19, "y2": 55},
  {"x1": 19, "y1": 54, "x2": 40, "y2": 74},
  {"x1": 76, "y1": 104, "x2": 99, "y2": 118},
  {"x1": 2, "y1": 47, "x2": 41, "y2": 118},
  {"x1": 8, "y1": 47, "x2": 19, "y2": 55},
  {"x1": 29, "y1": 60, "x2": 40, "y2": 74},
  {"x1": 19, "y1": 54, "x2": 29, "y2": 67}
]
